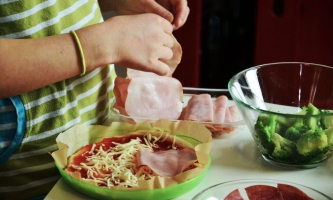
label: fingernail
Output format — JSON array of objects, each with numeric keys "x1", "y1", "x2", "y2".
[{"x1": 178, "y1": 19, "x2": 182, "y2": 26}]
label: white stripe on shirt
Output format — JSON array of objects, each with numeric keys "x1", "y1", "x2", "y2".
[
  {"x1": 23, "y1": 116, "x2": 81, "y2": 144},
  {"x1": 83, "y1": 90, "x2": 114, "y2": 125},
  {"x1": 26, "y1": 68, "x2": 109, "y2": 127},
  {"x1": 1, "y1": 0, "x2": 89, "y2": 38},
  {"x1": 0, "y1": 123, "x2": 17, "y2": 131},
  {"x1": 0, "y1": 0, "x2": 20, "y2": 5},
  {"x1": 23, "y1": 81, "x2": 114, "y2": 143},
  {"x1": 0, "y1": 0, "x2": 56, "y2": 23},
  {"x1": 0, "y1": 105, "x2": 15, "y2": 112},
  {"x1": 9, "y1": 144, "x2": 58, "y2": 160},
  {"x1": 24, "y1": 67, "x2": 103, "y2": 110},
  {"x1": 0, "y1": 141, "x2": 11, "y2": 149},
  {"x1": 61, "y1": 1, "x2": 100, "y2": 34}
]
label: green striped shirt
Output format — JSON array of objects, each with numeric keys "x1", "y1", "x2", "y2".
[{"x1": 0, "y1": 1, "x2": 115, "y2": 199}]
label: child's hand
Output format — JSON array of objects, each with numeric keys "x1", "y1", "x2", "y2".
[
  {"x1": 105, "y1": 0, "x2": 189, "y2": 30},
  {"x1": 154, "y1": 0, "x2": 190, "y2": 30},
  {"x1": 103, "y1": 14, "x2": 175, "y2": 75}
]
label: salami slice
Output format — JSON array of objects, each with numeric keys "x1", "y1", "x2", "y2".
[
  {"x1": 225, "y1": 189, "x2": 244, "y2": 200},
  {"x1": 212, "y1": 183, "x2": 315, "y2": 200},
  {"x1": 277, "y1": 184, "x2": 314, "y2": 200},
  {"x1": 245, "y1": 185, "x2": 283, "y2": 200}
]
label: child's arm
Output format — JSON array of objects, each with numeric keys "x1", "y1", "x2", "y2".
[{"x1": 0, "y1": 14, "x2": 173, "y2": 98}]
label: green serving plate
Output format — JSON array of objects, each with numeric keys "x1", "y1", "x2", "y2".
[{"x1": 55, "y1": 155, "x2": 211, "y2": 200}]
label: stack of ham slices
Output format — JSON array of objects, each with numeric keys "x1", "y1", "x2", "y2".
[
  {"x1": 179, "y1": 93, "x2": 239, "y2": 136},
  {"x1": 112, "y1": 36, "x2": 239, "y2": 137},
  {"x1": 113, "y1": 69, "x2": 239, "y2": 137}
]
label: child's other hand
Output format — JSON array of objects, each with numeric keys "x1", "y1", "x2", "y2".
[{"x1": 109, "y1": 0, "x2": 189, "y2": 30}]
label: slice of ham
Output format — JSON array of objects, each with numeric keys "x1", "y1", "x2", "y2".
[
  {"x1": 214, "y1": 95, "x2": 229, "y2": 123},
  {"x1": 136, "y1": 148, "x2": 197, "y2": 177},
  {"x1": 183, "y1": 94, "x2": 214, "y2": 122},
  {"x1": 113, "y1": 76, "x2": 183, "y2": 122},
  {"x1": 228, "y1": 106, "x2": 239, "y2": 122},
  {"x1": 180, "y1": 94, "x2": 238, "y2": 123},
  {"x1": 179, "y1": 94, "x2": 239, "y2": 136}
]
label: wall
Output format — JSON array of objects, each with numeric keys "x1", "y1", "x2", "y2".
[{"x1": 255, "y1": 0, "x2": 333, "y2": 67}]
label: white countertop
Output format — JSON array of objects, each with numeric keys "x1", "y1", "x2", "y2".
[{"x1": 45, "y1": 124, "x2": 333, "y2": 199}]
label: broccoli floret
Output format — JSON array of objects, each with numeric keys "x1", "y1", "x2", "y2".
[
  {"x1": 298, "y1": 105, "x2": 308, "y2": 115},
  {"x1": 284, "y1": 124, "x2": 309, "y2": 142},
  {"x1": 287, "y1": 103, "x2": 321, "y2": 130},
  {"x1": 320, "y1": 109, "x2": 333, "y2": 129},
  {"x1": 274, "y1": 119, "x2": 288, "y2": 137},
  {"x1": 280, "y1": 104, "x2": 320, "y2": 142},
  {"x1": 304, "y1": 103, "x2": 320, "y2": 130},
  {"x1": 324, "y1": 128, "x2": 333, "y2": 147},
  {"x1": 296, "y1": 129, "x2": 329, "y2": 158},
  {"x1": 282, "y1": 104, "x2": 320, "y2": 140},
  {"x1": 270, "y1": 133, "x2": 296, "y2": 161},
  {"x1": 273, "y1": 104, "x2": 319, "y2": 132},
  {"x1": 254, "y1": 114, "x2": 277, "y2": 145}
]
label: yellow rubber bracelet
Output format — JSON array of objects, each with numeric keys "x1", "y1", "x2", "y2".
[{"x1": 70, "y1": 30, "x2": 86, "y2": 76}]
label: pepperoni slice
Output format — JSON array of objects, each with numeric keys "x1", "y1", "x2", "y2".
[
  {"x1": 277, "y1": 184, "x2": 314, "y2": 200},
  {"x1": 224, "y1": 189, "x2": 244, "y2": 200},
  {"x1": 245, "y1": 185, "x2": 283, "y2": 200}
]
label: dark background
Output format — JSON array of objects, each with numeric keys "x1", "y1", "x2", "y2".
[
  {"x1": 173, "y1": 0, "x2": 333, "y2": 89},
  {"x1": 200, "y1": 0, "x2": 256, "y2": 88}
]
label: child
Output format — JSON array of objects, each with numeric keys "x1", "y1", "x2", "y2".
[{"x1": 0, "y1": 0, "x2": 189, "y2": 199}]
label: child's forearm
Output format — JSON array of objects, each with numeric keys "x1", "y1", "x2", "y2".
[{"x1": 0, "y1": 24, "x2": 108, "y2": 98}]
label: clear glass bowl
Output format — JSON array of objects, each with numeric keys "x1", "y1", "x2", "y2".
[
  {"x1": 109, "y1": 87, "x2": 245, "y2": 137},
  {"x1": 228, "y1": 62, "x2": 333, "y2": 169},
  {"x1": 192, "y1": 179, "x2": 332, "y2": 200}
]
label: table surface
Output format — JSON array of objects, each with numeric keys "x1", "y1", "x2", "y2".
[{"x1": 45, "y1": 124, "x2": 333, "y2": 200}]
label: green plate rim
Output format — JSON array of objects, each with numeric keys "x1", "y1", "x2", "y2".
[{"x1": 55, "y1": 155, "x2": 212, "y2": 200}]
